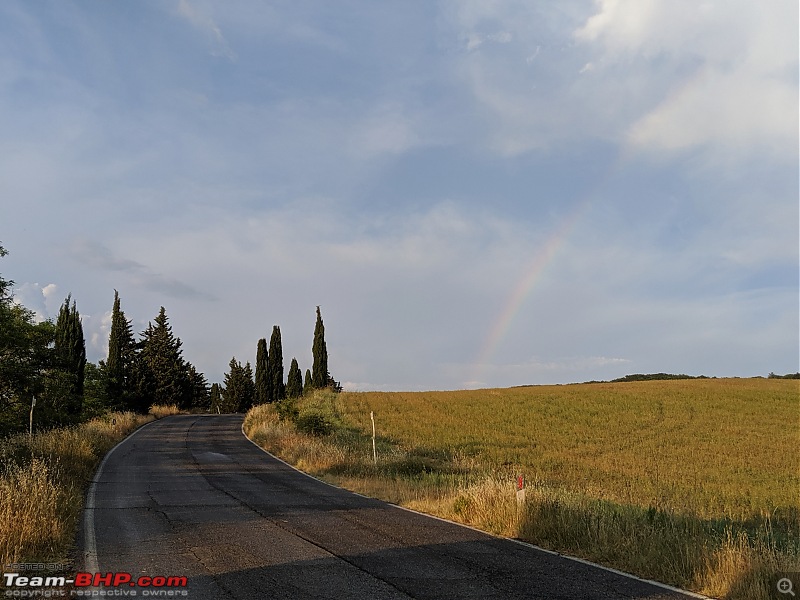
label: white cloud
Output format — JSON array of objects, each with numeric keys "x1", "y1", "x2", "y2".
[
  {"x1": 440, "y1": 1, "x2": 798, "y2": 161},
  {"x1": 12, "y1": 283, "x2": 53, "y2": 322},
  {"x1": 175, "y1": 0, "x2": 236, "y2": 60},
  {"x1": 576, "y1": 0, "x2": 799, "y2": 161}
]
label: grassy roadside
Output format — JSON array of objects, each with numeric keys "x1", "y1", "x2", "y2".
[
  {"x1": 243, "y1": 384, "x2": 799, "y2": 600},
  {"x1": 0, "y1": 405, "x2": 182, "y2": 569}
]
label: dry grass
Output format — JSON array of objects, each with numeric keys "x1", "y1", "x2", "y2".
[
  {"x1": 148, "y1": 404, "x2": 183, "y2": 419},
  {"x1": 0, "y1": 405, "x2": 182, "y2": 567},
  {"x1": 244, "y1": 380, "x2": 800, "y2": 600}
]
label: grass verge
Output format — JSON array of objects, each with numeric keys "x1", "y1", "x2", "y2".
[
  {"x1": 0, "y1": 404, "x2": 183, "y2": 569},
  {"x1": 243, "y1": 386, "x2": 799, "y2": 600}
]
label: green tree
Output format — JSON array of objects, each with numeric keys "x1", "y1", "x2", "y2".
[
  {"x1": 241, "y1": 362, "x2": 256, "y2": 412},
  {"x1": 303, "y1": 369, "x2": 312, "y2": 395},
  {"x1": 0, "y1": 244, "x2": 57, "y2": 432},
  {"x1": 209, "y1": 382, "x2": 222, "y2": 413},
  {"x1": 286, "y1": 358, "x2": 302, "y2": 398},
  {"x1": 311, "y1": 306, "x2": 329, "y2": 389},
  {"x1": 53, "y1": 295, "x2": 86, "y2": 419},
  {"x1": 187, "y1": 363, "x2": 210, "y2": 409},
  {"x1": 82, "y1": 361, "x2": 109, "y2": 419},
  {"x1": 268, "y1": 326, "x2": 285, "y2": 402},
  {"x1": 137, "y1": 307, "x2": 191, "y2": 410},
  {"x1": 221, "y1": 357, "x2": 253, "y2": 412},
  {"x1": 105, "y1": 290, "x2": 138, "y2": 411},
  {"x1": 254, "y1": 337, "x2": 271, "y2": 404}
]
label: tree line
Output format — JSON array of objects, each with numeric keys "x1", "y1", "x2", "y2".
[
  {"x1": 0, "y1": 243, "x2": 209, "y2": 434},
  {"x1": 214, "y1": 306, "x2": 340, "y2": 413},
  {"x1": 1, "y1": 242, "x2": 341, "y2": 432}
]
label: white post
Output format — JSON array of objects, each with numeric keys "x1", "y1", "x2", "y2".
[
  {"x1": 29, "y1": 396, "x2": 36, "y2": 438},
  {"x1": 370, "y1": 411, "x2": 377, "y2": 465},
  {"x1": 516, "y1": 474, "x2": 526, "y2": 505}
]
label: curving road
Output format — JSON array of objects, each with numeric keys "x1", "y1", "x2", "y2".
[{"x1": 79, "y1": 415, "x2": 704, "y2": 599}]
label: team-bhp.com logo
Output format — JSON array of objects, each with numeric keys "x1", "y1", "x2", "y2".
[{"x1": 4, "y1": 571, "x2": 188, "y2": 597}]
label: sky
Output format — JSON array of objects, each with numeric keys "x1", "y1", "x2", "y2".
[{"x1": 1, "y1": 0, "x2": 798, "y2": 391}]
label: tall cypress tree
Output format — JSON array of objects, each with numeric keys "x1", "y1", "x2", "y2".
[
  {"x1": 106, "y1": 290, "x2": 137, "y2": 410},
  {"x1": 311, "y1": 306, "x2": 328, "y2": 389},
  {"x1": 286, "y1": 358, "x2": 302, "y2": 398},
  {"x1": 268, "y1": 326, "x2": 285, "y2": 402},
  {"x1": 241, "y1": 362, "x2": 256, "y2": 412},
  {"x1": 254, "y1": 337, "x2": 270, "y2": 404},
  {"x1": 303, "y1": 369, "x2": 312, "y2": 395},
  {"x1": 209, "y1": 382, "x2": 222, "y2": 413},
  {"x1": 222, "y1": 357, "x2": 242, "y2": 413},
  {"x1": 54, "y1": 295, "x2": 86, "y2": 417}
]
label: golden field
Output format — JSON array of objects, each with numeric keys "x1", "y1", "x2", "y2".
[{"x1": 339, "y1": 379, "x2": 799, "y2": 522}]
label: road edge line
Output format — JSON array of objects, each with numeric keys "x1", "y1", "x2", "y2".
[
  {"x1": 83, "y1": 417, "x2": 163, "y2": 573},
  {"x1": 240, "y1": 422, "x2": 713, "y2": 600}
]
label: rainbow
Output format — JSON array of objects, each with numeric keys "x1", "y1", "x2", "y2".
[{"x1": 468, "y1": 197, "x2": 592, "y2": 388}]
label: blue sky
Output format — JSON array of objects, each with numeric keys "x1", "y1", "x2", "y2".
[{"x1": 1, "y1": 0, "x2": 797, "y2": 390}]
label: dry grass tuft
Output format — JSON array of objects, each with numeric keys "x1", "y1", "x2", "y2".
[{"x1": 148, "y1": 404, "x2": 183, "y2": 418}]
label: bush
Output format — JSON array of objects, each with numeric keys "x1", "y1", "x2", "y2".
[
  {"x1": 295, "y1": 410, "x2": 334, "y2": 436},
  {"x1": 275, "y1": 398, "x2": 299, "y2": 422}
]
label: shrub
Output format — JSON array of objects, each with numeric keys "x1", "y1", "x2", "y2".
[{"x1": 296, "y1": 410, "x2": 334, "y2": 436}]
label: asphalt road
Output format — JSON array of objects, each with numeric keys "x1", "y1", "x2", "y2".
[{"x1": 79, "y1": 415, "x2": 704, "y2": 599}]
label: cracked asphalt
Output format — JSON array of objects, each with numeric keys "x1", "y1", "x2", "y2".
[{"x1": 79, "y1": 414, "x2": 702, "y2": 599}]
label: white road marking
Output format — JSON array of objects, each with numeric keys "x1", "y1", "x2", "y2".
[{"x1": 83, "y1": 419, "x2": 159, "y2": 573}]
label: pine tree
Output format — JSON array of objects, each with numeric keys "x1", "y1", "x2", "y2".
[
  {"x1": 54, "y1": 295, "x2": 86, "y2": 418},
  {"x1": 221, "y1": 357, "x2": 254, "y2": 412},
  {"x1": 268, "y1": 326, "x2": 285, "y2": 401},
  {"x1": 137, "y1": 307, "x2": 191, "y2": 409},
  {"x1": 303, "y1": 369, "x2": 312, "y2": 395},
  {"x1": 312, "y1": 306, "x2": 329, "y2": 389},
  {"x1": 254, "y1": 337, "x2": 270, "y2": 404},
  {"x1": 286, "y1": 358, "x2": 302, "y2": 398},
  {"x1": 187, "y1": 363, "x2": 210, "y2": 409}
]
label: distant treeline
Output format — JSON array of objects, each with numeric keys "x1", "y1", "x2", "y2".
[
  {"x1": 767, "y1": 372, "x2": 800, "y2": 379},
  {"x1": 610, "y1": 373, "x2": 709, "y2": 382},
  {"x1": 583, "y1": 372, "x2": 800, "y2": 383}
]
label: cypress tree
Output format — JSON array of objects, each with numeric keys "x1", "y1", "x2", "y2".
[
  {"x1": 106, "y1": 290, "x2": 137, "y2": 410},
  {"x1": 268, "y1": 326, "x2": 285, "y2": 401},
  {"x1": 312, "y1": 306, "x2": 328, "y2": 389},
  {"x1": 209, "y1": 383, "x2": 222, "y2": 413},
  {"x1": 303, "y1": 369, "x2": 312, "y2": 395},
  {"x1": 222, "y1": 357, "x2": 242, "y2": 413},
  {"x1": 286, "y1": 358, "x2": 302, "y2": 398},
  {"x1": 254, "y1": 337, "x2": 270, "y2": 404},
  {"x1": 54, "y1": 295, "x2": 86, "y2": 417},
  {"x1": 241, "y1": 362, "x2": 256, "y2": 412}
]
